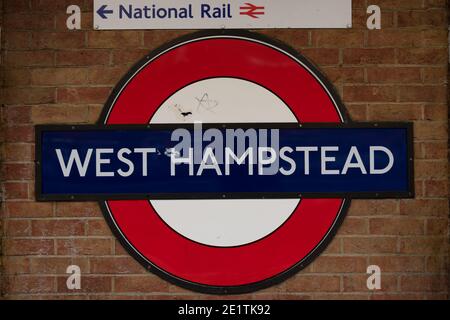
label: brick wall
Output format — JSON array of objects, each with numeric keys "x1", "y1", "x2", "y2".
[{"x1": 0, "y1": 0, "x2": 449, "y2": 300}]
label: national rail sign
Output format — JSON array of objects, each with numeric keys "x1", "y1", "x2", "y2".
[
  {"x1": 36, "y1": 31, "x2": 413, "y2": 294},
  {"x1": 93, "y1": 0, "x2": 352, "y2": 30}
]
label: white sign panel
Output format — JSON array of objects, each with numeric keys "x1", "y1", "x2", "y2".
[{"x1": 93, "y1": 0, "x2": 352, "y2": 30}]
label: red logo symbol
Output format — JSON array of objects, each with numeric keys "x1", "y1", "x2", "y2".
[
  {"x1": 100, "y1": 31, "x2": 349, "y2": 294},
  {"x1": 239, "y1": 3, "x2": 265, "y2": 18}
]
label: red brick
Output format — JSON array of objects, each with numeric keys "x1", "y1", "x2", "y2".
[
  {"x1": 368, "y1": 30, "x2": 422, "y2": 47},
  {"x1": 414, "y1": 161, "x2": 447, "y2": 179},
  {"x1": 369, "y1": 218, "x2": 424, "y2": 235},
  {"x1": 2, "y1": 163, "x2": 34, "y2": 180},
  {"x1": 369, "y1": 256, "x2": 425, "y2": 272},
  {"x1": 421, "y1": 142, "x2": 447, "y2": 159},
  {"x1": 87, "y1": 31, "x2": 141, "y2": 48},
  {"x1": 114, "y1": 275, "x2": 170, "y2": 293},
  {"x1": 56, "y1": 50, "x2": 111, "y2": 66},
  {"x1": 400, "y1": 275, "x2": 448, "y2": 292},
  {"x1": 311, "y1": 30, "x2": 364, "y2": 47},
  {"x1": 4, "y1": 220, "x2": 31, "y2": 237},
  {"x1": 4, "y1": 182, "x2": 29, "y2": 199},
  {"x1": 56, "y1": 238, "x2": 112, "y2": 256},
  {"x1": 423, "y1": 104, "x2": 447, "y2": 121},
  {"x1": 4, "y1": 31, "x2": 31, "y2": 49},
  {"x1": 285, "y1": 275, "x2": 340, "y2": 292},
  {"x1": 86, "y1": 219, "x2": 112, "y2": 236},
  {"x1": 426, "y1": 219, "x2": 448, "y2": 235},
  {"x1": 397, "y1": 48, "x2": 447, "y2": 65},
  {"x1": 400, "y1": 199, "x2": 448, "y2": 216},
  {"x1": 3, "y1": 106, "x2": 31, "y2": 124},
  {"x1": 2, "y1": 256, "x2": 31, "y2": 274},
  {"x1": 31, "y1": 68, "x2": 88, "y2": 85},
  {"x1": 349, "y1": 200, "x2": 399, "y2": 216},
  {"x1": 338, "y1": 217, "x2": 368, "y2": 235},
  {"x1": 422, "y1": 67, "x2": 447, "y2": 84},
  {"x1": 5, "y1": 50, "x2": 54, "y2": 67},
  {"x1": 3, "y1": 144, "x2": 34, "y2": 161},
  {"x1": 421, "y1": 29, "x2": 449, "y2": 46},
  {"x1": 343, "y1": 237, "x2": 398, "y2": 254},
  {"x1": 314, "y1": 256, "x2": 367, "y2": 273},
  {"x1": 397, "y1": 10, "x2": 447, "y2": 28},
  {"x1": 4, "y1": 239, "x2": 54, "y2": 255},
  {"x1": 424, "y1": 0, "x2": 447, "y2": 8},
  {"x1": 414, "y1": 122, "x2": 448, "y2": 140},
  {"x1": 4, "y1": 126, "x2": 34, "y2": 143},
  {"x1": 344, "y1": 48, "x2": 396, "y2": 64},
  {"x1": 31, "y1": 219, "x2": 85, "y2": 236},
  {"x1": 31, "y1": 105, "x2": 90, "y2": 124},
  {"x1": 4, "y1": 0, "x2": 31, "y2": 13},
  {"x1": 367, "y1": 104, "x2": 422, "y2": 121},
  {"x1": 3, "y1": 68, "x2": 32, "y2": 86},
  {"x1": 426, "y1": 256, "x2": 448, "y2": 273},
  {"x1": 90, "y1": 257, "x2": 146, "y2": 274},
  {"x1": 4, "y1": 276, "x2": 55, "y2": 294},
  {"x1": 344, "y1": 86, "x2": 396, "y2": 102},
  {"x1": 398, "y1": 86, "x2": 446, "y2": 103},
  {"x1": 424, "y1": 180, "x2": 448, "y2": 197},
  {"x1": 400, "y1": 237, "x2": 447, "y2": 254},
  {"x1": 6, "y1": 202, "x2": 53, "y2": 218},
  {"x1": 57, "y1": 87, "x2": 111, "y2": 104},
  {"x1": 346, "y1": 104, "x2": 367, "y2": 121},
  {"x1": 31, "y1": 32, "x2": 85, "y2": 49},
  {"x1": 3, "y1": 87, "x2": 55, "y2": 104},
  {"x1": 55, "y1": 202, "x2": 101, "y2": 217},
  {"x1": 367, "y1": 67, "x2": 422, "y2": 83},
  {"x1": 3, "y1": 13, "x2": 55, "y2": 31}
]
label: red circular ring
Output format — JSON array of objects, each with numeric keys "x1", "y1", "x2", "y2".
[{"x1": 99, "y1": 31, "x2": 349, "y2": 294}]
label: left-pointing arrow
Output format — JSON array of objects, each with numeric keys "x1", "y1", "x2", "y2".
[{"x1": 97, "y1": 4, "x2": 113, "y2": 19}]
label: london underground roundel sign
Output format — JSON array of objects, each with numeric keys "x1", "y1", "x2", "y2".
[
  {"x1": 102, "y1": 30, "x2": 348, "y2": 294},
  {"x1": 36, "y1": 30, "x2": 414, "y2": 294}
]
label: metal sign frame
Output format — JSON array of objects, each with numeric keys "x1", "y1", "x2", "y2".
[{"x1": 35, "y1": 122, "x2": 414, "y2": 202}]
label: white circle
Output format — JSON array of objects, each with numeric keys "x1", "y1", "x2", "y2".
[{"x1": 150, "y1": 78, "x2": 300, "y2": 247}]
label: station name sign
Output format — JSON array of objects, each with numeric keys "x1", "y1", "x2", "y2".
[
  {"x1": 36, "y1": 123, "x2": 413, "y2": 201},
  {"x1": 93, "y1": 0, "x2": 352, "y2": 30}
]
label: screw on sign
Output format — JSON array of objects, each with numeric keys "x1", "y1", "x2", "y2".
[{"x1": 35, "y1": 31, "x2": 414, "y2": 294}]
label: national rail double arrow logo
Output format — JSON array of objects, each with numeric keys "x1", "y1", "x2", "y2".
[{"x1": 239, "y1": 3, "x2": 265, "y2": 18}]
